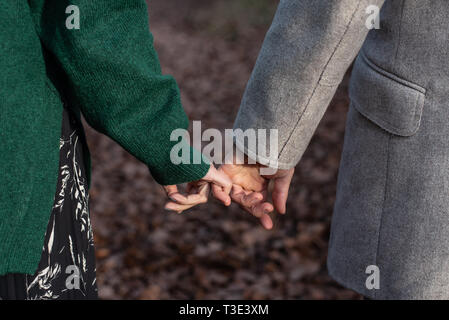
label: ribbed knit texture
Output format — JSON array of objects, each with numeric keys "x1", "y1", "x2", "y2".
[{"x1": 0, "y1": 0, "x2": 210, "y2": 275}]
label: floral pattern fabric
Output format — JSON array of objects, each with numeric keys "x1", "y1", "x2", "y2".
[{"x1": 0, "y1": 108, "x2": 97, "y2": 300}]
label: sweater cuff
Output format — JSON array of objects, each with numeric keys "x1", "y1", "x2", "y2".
[{"x1": 148, "y1": 140, "x2": 211, "y2": 186}]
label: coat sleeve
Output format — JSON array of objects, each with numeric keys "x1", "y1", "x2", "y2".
[
  {"x1": 28, "y1": 0, "x2": 210, "y2": 185},
  {"x1": 233, "y1": 0, "x2": 386, "y2": 169}
]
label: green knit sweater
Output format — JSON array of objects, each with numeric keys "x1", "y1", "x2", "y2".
[{"x1": 0, "y1": 0, "x2": 210, "y2": 275}]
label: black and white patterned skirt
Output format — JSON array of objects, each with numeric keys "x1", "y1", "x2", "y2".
[{"x1": 0, "y1": 107, "x2": 98, "y2": 300}]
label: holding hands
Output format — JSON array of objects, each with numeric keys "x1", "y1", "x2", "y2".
[
  {"x1": 163, "y1": 164, "x2": 232, "y2": 213},
  {"x1": 164, "y1": 151, "x2": 294, "y2": 230}
]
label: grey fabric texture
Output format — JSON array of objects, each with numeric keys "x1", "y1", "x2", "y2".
[
  {"x1": 234, "y1": 0, "x2": 449, "y2": 299},
  {"x1": 234, "y1": 0, "x2": 385, "y2": 169}
]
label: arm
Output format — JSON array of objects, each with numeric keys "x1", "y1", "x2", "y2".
[
  {"x1": 233, "y1": 0, "x2": 385, "y2": 169},
  {"x1": 29, "y1": 0, "x2": 209, "y2": 185},
  {"x1": 221, "y1": 0, "x2": 385, "y2": 227}
]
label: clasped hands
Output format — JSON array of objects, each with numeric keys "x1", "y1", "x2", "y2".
[{"x1": 163, "y1": 153, "x2": 294, "y2": 230}]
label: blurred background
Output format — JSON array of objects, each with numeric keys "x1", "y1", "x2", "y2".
[{"x1": 86, "y1": 0, "x2": 360, "y2": 299}]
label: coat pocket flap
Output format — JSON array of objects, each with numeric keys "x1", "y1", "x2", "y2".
[{"x1": 349, "y1": 52, "x2": 426, "y2": 137}]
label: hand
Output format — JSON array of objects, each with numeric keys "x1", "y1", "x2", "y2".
[
  {"x1": 163, "y1": 164, "x2": 232, "y2": 213},
  {"x1": 212, "y1": 156, "x2": 294, "y2": 230}
]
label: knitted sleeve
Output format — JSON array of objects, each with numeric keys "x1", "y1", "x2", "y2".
[{"x1": 29, "y1": 0, "x2": 209, "y2": 185}]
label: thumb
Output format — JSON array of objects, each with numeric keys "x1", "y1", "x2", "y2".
[
  {"x1": 203, "y1": 165, "x2": 232, "y2": 193},
  {"x1": 203, "y1": 165, "x2": 232, "y2": 205},
  {"x1": 271, "y1": 170, "x2": 294, "y2": 214}
]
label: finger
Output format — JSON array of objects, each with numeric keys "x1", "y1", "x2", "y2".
[
  {"x1": 164, "y1": 201, "x2": 195, "y2": 214},
  {"x1": 259, "y1": 213, "x2": 274, "y2": 230},
  {"x1": 163, "y1": 185, "x2": 195, "y2": 204},
  {"x1": 230, "y1": 186, "x2": 273, "y2": 218},
  {"x1": 170, "y1": 183, "x2": 209, "y2": 205},
  {"x1": 170, "y1": 192, "x2": 207, "y2": 205},
  {"x1": 272, "y1": 172, "x2": 294, "y2": 214},
  {"x1": 214, "y1": 170, "x2": 233, "y2": 195},
  {"x1": 230, "y1": 187, "x2": 274, "y2": 229},
  {"x1": 249, "y1": 201, "x2": 274, "y2": 219},
  {"x1": 212, "y1": 183, "x2": 231, "y2": 206},
  {"x1": 166, "y1": 182, "x2": 210, "y2": 211},
  {"x1": 164, "y1": 192, "x2": 209, "y2": 213},
  {"x1": 240, "y1": 192, "x2": 264, "y2": 208},
  {"x1": 204, "y1": 166, "x2": 233, "y2": 195},
  {"x1": 230, "y1": 186, "x2": 263, "y2": 208},
  {"x1": 163, "y1": 185, "x2": 179, "y2": 199},
  {"x1": 229, "y1": 184, "x2": 250, "y2": 206}
]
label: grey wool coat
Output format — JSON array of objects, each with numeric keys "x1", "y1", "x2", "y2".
[{"x1": 233, "y1": 0, "x2": 449, "y2": 299}]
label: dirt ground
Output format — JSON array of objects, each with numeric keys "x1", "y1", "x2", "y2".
[{"x1": 85, "y1": 0, "x2": 362, "y2": 299}]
